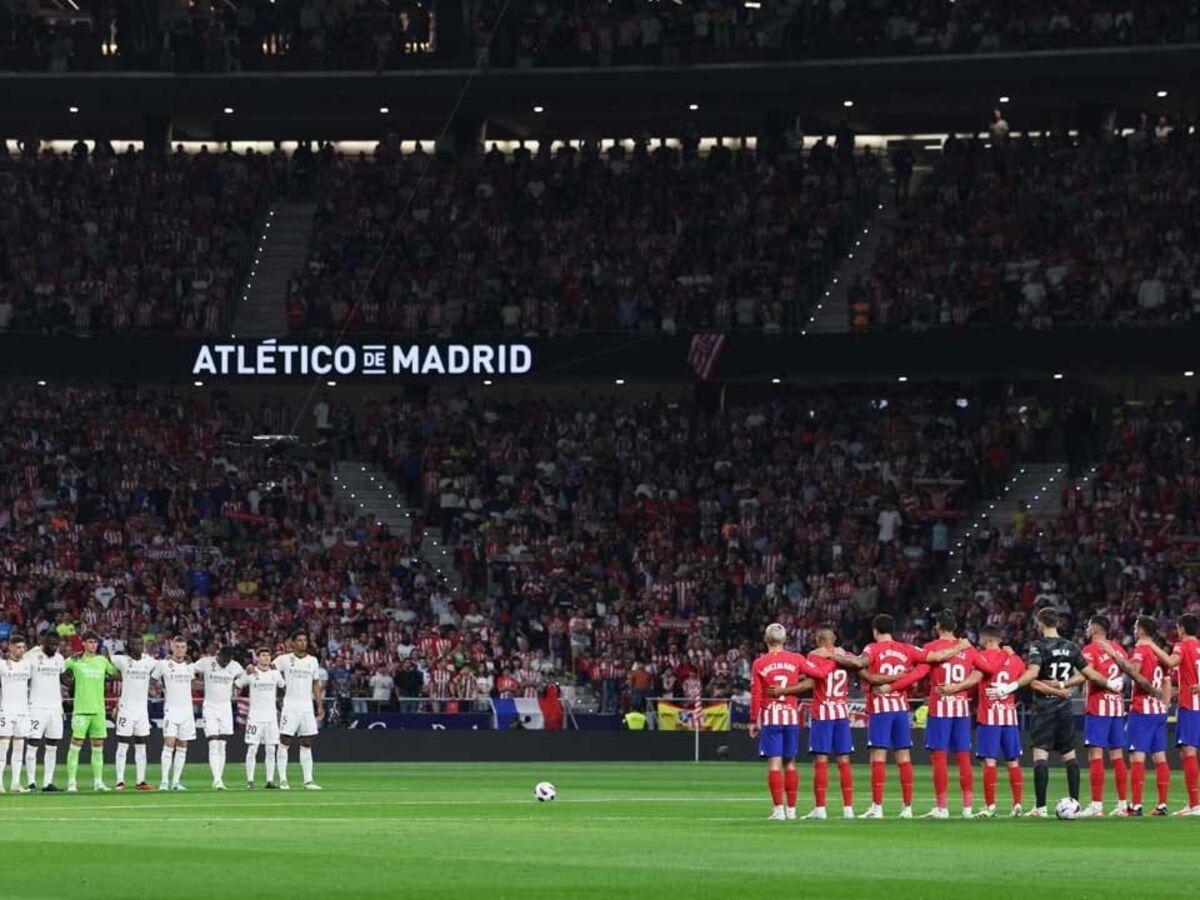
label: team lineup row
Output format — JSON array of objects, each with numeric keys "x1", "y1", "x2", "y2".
[
  {"x1": 749, "y1": 609, "x2": 1200, "y2": 820},
  {"x1": 0, "y1": 630, "x2": 326, "y2": 793}
]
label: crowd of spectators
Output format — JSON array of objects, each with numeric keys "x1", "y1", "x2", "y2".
[
  {"x1": 0, "y1": 0, "x2": 435, "y2": 73},
  {"x1": 473, "y1": 0, "x2": 1200, "y2": 69},
  {"x1": 950, "y1": 393, "x2": 1200, "y2": 651},
  {"x1": 855, "y1": 121, "x2": 1200, "y2": 330},
  {"x1": 290, "y1": 135, "x2": 880, "y2": 336},
  {"x1": 0, "y1": 142, "x2": 269, "y2": 336},
  {"x1": 362, "y1": 388, "x2": 1028, "y2": 711},
  {"x1": 0, "y1": 382, "x2": 1028, "y2": 716},
  {"x1": 2, "y1": 1, "x2": 1197, "y2": 72}
]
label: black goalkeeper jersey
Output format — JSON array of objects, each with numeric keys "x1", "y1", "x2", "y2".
[{"x1": 1026, "y1": 636, "x2": 1089, "y2": 712}]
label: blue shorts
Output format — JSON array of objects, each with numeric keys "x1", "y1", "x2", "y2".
[
  {"x1": 1177, "y1": 708, "x2": 1200, "y2": 749},
  {"x1": 867, "y1": 711, "x2": 912, "y2": 751},
  {"x1": 1127, "y1": 712, "x2": 1168, "y2": 755},
  {"x1": 1084, "y1": 715, "x2": 1126, "y2": 749},
  {"x1": 809, "y1": 719, "x2": 854, "y2": 756},
  {"x1": 759, "y1": 724, "x2": 800, "y2": 760},
  {"x1": 925, "y1": 715, "x2": 972, "y2": 753},
  {"x1": 975, "y1": 724, "x2": 1022, "y2": 762}
]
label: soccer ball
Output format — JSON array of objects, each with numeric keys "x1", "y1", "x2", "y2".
[
  {"x1": 1055, "y1": 797, "x2": 1080, "y2": 820},
  {"x1": 534, "y1": 781, "x2": 557, "y2": 802}
]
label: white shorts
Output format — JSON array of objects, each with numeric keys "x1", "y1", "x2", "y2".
[
  {"x1": 203, "y1": 707, "x2": 234, "y2": 737},
  {"x1": 116, "y1": 711, "x2": 151, "y2": 738},
  {"x1": 28, "y1": 709, "x2": 64, "y2": 741},
  {"x1": 244, "y1": 719, "x2": 280, "y2": 747},
  {"x1": 279, "y1": 707, "x2": 318, "y2": 738},
  {"x1": 161, "y1": 713, "x2": 197, "y2": 742},
  {"x1": 0, "y1": 713, "x2": 29, "y2": 739}
]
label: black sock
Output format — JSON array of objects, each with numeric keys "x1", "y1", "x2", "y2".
[
  {"x1": 1034, "y1": 760, "x2": 1050, "y2": 809},
  {"x1": 1066, "y1": 759, "x2": 1080, "y2": 802}
]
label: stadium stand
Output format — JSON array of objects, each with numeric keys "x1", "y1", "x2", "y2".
[
  {"x1": 0, "y1": 144, "x2": 269, "y2": 335},
  {"x1": 855, "y1": 124, "x2": 1200, "y2": 330}
]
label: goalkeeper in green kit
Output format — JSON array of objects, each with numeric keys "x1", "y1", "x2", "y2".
[{"x1": 62, "y1": 633, "x2": 120, "y2": 793}]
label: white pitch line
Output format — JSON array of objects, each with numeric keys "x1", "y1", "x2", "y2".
[{"x1": 7, "y1": 796, "x2": 767, "y2": 814}]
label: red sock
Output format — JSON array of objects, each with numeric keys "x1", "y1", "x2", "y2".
[
  {"x1": 956, "y1": 751, "x2": 975, "y2": 809},
  {"x1": 767, "y1": 770, "x2": 784, "y2": 806},
  {"x1": 1008, "y1": 764, "x2": 1024, "y2": 806},
  {"x1": 898, "y1": 761, "x2": 914, "y2": 806},
  {"x1": 983, "y1": 765, "x2": 998, "y2": 808},
  {"x1": 784, "y1": 768, "x2": 798, "y2": 809},
  {"x1": 1090, "y1": 757, "x2": 1106, "y2": 804},
  {"x1": 1131, "y1": 761, "x2": 1146, "y2": 808},
  {"x1": 931, "y1": 750, "x2": 949, "y2": 808},
  {"x1": 1184, "y1": 755, "x2": 1199, "y2": 808},
  {"x1": 1112, "y1": 757, "x2": 1128, "y2": 804},
  {"x1": 838, "y1": 759, "x2": 854, "y2": 807},
  {"x1": 871, "y1": 760, "x2": 886, "y2": 805},
  {"x1": 1156, "y1": 761, "x2": 1172, "y2": 807},
  {"x1": 812, "y1": 761, "x2": 828, "y2": 808}
]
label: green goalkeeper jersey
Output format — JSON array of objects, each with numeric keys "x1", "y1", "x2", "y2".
[{"x1": 65, "y1": 654, "x2": 116, "y2": 715}]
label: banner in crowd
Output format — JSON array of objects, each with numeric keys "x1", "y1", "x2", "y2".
[
  {"x1": 192, "y1": 341, "x2": 534, "y2": 378},
  {"x1": 348, "y1": 712, "x2": 492, "y2": 730},
  {"x1": 656, "y1": 700, "x2": 731, "y2": 732},
  {"x1": 492, "y1": 697, "x2": 545, "y2": 730}
]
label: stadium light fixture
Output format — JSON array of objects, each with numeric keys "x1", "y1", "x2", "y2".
[
  {"x1": 689, "y1": 103, "x2": 699, "y2": 111},
  {"x1": 68, "y1": 106, "x2": 79, "y2": 114},
  {"x1": 326, "y1": 380, "x2": 337, "y2": 387},
  {"x1": 999, "y1": 96, "x2": 1010, "y2": 104},
  {"x1": 1157, "y1": 90, "x2": 1168, "y2": 98},
  {"x1": 36, "y1": 380, "x2": 46, "y2": 386},
  {"x1": 223, "y1": 107, "x2": 234, "y2": 115},
  {"x1": 483, "y1": 379, "x2": 493, "y2": 386},
  {"x1": 533, "y1": 105, "x2": 545, "y2": 113},
  {"x1": 1186, "y1": 371, "x2": 1196, "y2": 377},
  {"x1": 193, "y1": 380, "x2": 204, "y2": 387},
  {"x1": 379, "y1": 106, "x2": 390, "y2": 114},
  {"x1": 842, "y1": 100, "x2": 854, "y2": 108},
  {"x1": 1053, "y1": 372, "x2": 1064, "y2": 380},
  {"x1": 897, "y1": 376, "x2": 908, "y2": 383},
  {"x1": 771, "y1": 378, "x2": 781, "y2": 384},
  {"x1": 615, "y1": 378, "x2": 625, "y2": 385}
]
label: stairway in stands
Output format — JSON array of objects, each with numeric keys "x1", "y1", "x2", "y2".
[
  {"x1": 934, "y1": 462, "x2": 1097, "y2": 601},
  {"x1": 231, "y1": 199, "x2": 316, "y2": 338},
  {"x1": 331, "y1": 460, "x2": 463, "y2": 594}
]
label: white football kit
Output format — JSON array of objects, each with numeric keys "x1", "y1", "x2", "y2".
[
  {"x1": 236, "y1": 668, "x2": 285, "y2": 746},
  {"x1": 25, "y1": 648, "x2": 65, "y2": 741},
  {"x1": 152, "y1": 659, "x2": 197, "y2": 741},
  {"x1": 194, "y1": 657, "x2": 245, "y2": 737},
  {"x1": 111, "y1": 654, "x2": 158, "y2": 738},
  {"x1": 0, "y1": 657, "x2": 33, "y2": 738},
  {"x1": 274, "y1": 653, "x2": 321, "y2": 737}
]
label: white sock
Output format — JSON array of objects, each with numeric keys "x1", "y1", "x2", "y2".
[
  {"x1": 277, "y1": 744, "x2": 289, "y2": 783},
  {"x1": 299, "y1": 746, "x2": 314, "y2": 784},
  {"x1": 265, "y1": 745, "x2": 276, "y2": 784},
  {"x1": 25, "y1": 743, "x2": 37, "y2": 787},
  {"x1": 172, "y1": 745, "x2": 187, "y2": 785},
  {"x1": 209, "y1": 741, "x2": 222, "y2": 782},
  {"x1": 246, "y1": 746, "x2": 257, "y2": 783},
  {"x1": 8, "y1": 739, "x2": 21, "y2": 789},
  {"x1": 0, "y1": 738, "x2": 9, "y2": 786},
  {"x1": 161, "y1": 745, "x2": 174, "y2": 785},
  {"x1": 135, "y1": 744, "x2": 147, "y2": 784},
  {"x1": 774, "y1": 803, "x2": 785, "y2": 814},
  {"x1": 43, "y1": 745, "x2": 57, "y2": 787},
  {"x1": 115, "y1": 743, "x2": 128, "y2": 785}
]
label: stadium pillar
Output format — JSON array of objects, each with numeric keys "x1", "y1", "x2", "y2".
[{"x1": 143, "y1": 114, "x2": 172, "y2": 160}]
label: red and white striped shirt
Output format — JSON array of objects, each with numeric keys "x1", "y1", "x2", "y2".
[
  {"x1": 975, "y1": 648, "x2": 1024, "y2": 727},
  {"x1": 808, "y1": 650, "x2": 848, "y2": 721},
  {"x1": 751, "y1": 651, "x2": 803, "y2": 727},
  {"x1": 1082, "y1": 642, "x2": 1127, "y2": 717},
  {"x1": 1128, "y1": 644, "x2": 1168, "y2": 716},
  {"x1": 429, "y1": 667, "x2": 454, "y2": 699},
  {"x1": 1173, "y1": 639, "x2": 1200, "y2": 713},
  {"x1": 922, "y1": 638, "x2": 976, "y2": 719},
  {"x1": 863, "y1": 641, "x2": 927, "y2": 715}
]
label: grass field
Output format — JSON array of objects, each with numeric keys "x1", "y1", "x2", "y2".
[{"x1": 1, "y1": 761, "x2": 1196, "y2": 899}]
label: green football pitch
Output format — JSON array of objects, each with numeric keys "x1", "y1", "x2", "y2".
[{"x1": 0, "y1": 761, "x2": 1196, "y2": 899}]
